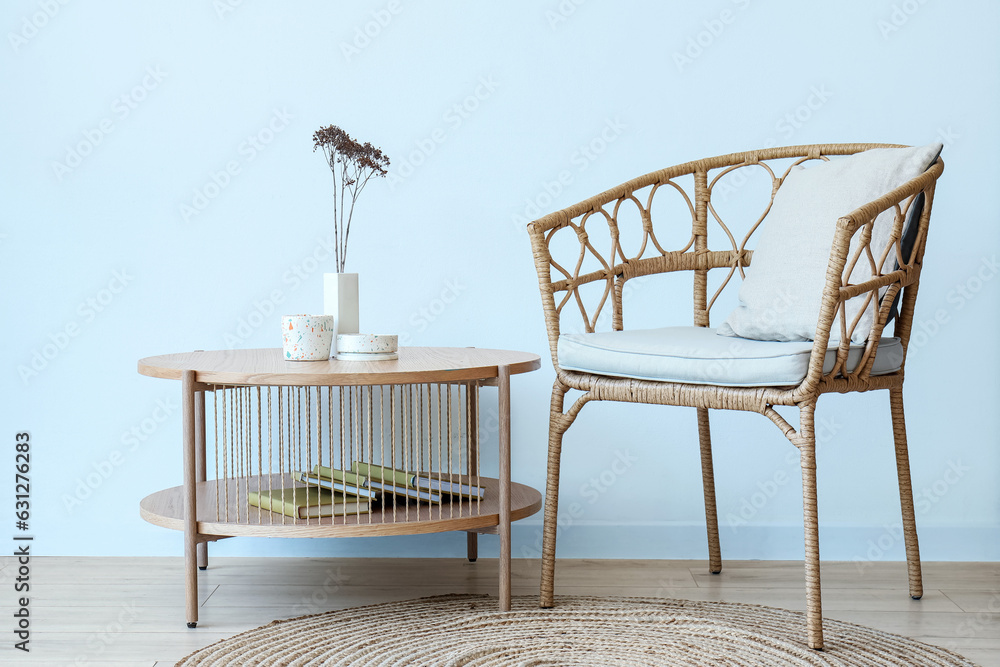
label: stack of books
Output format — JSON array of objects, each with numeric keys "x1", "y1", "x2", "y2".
[{"x1": 248, "y1": 462, "x2": 485, "y2": 520}]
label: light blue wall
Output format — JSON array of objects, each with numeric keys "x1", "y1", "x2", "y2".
[{"x1": 3, "y1": 1, "x2": 998, "y2": 562}]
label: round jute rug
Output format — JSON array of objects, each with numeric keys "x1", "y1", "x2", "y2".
[{"x1": 176, "y1": 595, "x2": 979, "y2": 666}]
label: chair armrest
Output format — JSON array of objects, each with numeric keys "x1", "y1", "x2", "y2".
[{"x1": 795, "y1": 159, "x2": 943, "y2": 397}]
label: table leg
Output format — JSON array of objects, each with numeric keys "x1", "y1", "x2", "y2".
[
  {"x1": 498, "y1": 365, "x2": 511, "y2": 612},
  {"x1": 466, "y1": 532, "x2": 479, "y2": 562},
  {"x1": 195, "y1": 390, "x2": 208, "y2": 571},
  {"x1": 467, "y1": 382, "x2": 479, "y2": 562},
  {"x1": 182, "y1": 371, "x2": 199, "y2": 628}
]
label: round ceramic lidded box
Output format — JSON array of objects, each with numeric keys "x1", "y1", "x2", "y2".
[
  {"x1": 282, "y1": 315, "x2": 334, "y2": 361},
  {"x1": 336, "y1": 334, "x2": 398, "y2": 360}
]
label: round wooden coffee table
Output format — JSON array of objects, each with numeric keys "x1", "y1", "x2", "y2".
[{"x1": 138, "y1": 347, "x2": 541, "y2": 627}]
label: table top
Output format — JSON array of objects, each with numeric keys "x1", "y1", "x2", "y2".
[{"x1": 138, "y1": 347, "x2": 541, "y2": 386}]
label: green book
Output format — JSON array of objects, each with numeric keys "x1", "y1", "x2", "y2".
[
  {"x1": 351, "y1": 461, "x2": 413, "y2": 486},
  {"x1": 414, "y1": 474, "x2": 486, "y2": 501},
  {"x1": 351, "y1": 461, "x2": 485, "y2": 500},
  {"x1": 315, "y1": 465, "x2": 368, "y2": 487},
  {"x1": 248, "y1": 486, "x2": 370, "y2": 519}
]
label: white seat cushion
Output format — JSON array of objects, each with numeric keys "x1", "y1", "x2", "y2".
[{"x1": 557, "y1": 327, "x2": 903, "y2": 387}]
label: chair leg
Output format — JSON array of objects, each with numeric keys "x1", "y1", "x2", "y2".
[
  {"x1": 798, "y1": 401, "x2": 824, "y2": 650},
  {"x1": 696, "y1": 408, "x2": 722, "y2": 574},
  {"x1": 889, "y1": 387, "x2": 923, "y2": 599},
  {"x1": 540, "y1": 381, "x2": 570, "y2": 608}
]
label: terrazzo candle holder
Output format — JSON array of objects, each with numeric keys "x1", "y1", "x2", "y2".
[
  {"x1": 336, "y1": 333, "x2": 398, "y2": 354},
  {"x1": 335, "y1": 333, "x2": 399, "y2": 360},
  {"x1": 281, "y1": 315, "x2": 334, "y2": 361}
]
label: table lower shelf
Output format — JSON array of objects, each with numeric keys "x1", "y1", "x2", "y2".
[{"x1": 140, "y1": 474, "x2": 542, "y2": 538}]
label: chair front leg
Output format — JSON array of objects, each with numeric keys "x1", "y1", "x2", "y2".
[
  {"x1": 798, "y1": 401, "x2": 824, "y2": 650},
  {"x1": 889, "y1": 386, "x2": 923, "y2": 599},
  {"x1": 540, "y1": 379, "x2": 572, "y2": 608},
  {"x1": 696, "y1": 407, "x2": 722, "y2": 574}
]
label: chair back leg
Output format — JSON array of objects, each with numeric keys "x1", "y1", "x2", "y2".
[
  {"x1": 890, "y1": 387, "x2": 924, "y2": 599},
  {"x1": 696, "y1": 407, "x2": 722, "y2": 574}
]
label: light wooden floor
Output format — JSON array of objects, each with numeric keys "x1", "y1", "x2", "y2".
[{"x1": 1, "y1": 557, "x2": 996, "y2": 665}]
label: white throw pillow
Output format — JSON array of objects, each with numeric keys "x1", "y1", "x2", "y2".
[{"x1": 718, "y1": 143, "x2": 942, "y2": 344}]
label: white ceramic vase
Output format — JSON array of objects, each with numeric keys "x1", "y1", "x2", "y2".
[{"x1": 324, "y1": 273, "x2": 359, "y2": 352}]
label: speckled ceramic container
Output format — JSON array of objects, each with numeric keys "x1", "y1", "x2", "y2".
[
  {"x1": 336, "y1": 333, "x2": 398, "y2": 354},
  {"x1": 281, "y1": 315, "x2": 334, "y2": 361}
]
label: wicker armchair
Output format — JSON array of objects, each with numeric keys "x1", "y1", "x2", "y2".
[{"x1": 526, "y1": 143, "x2": 944, "y2": 650}]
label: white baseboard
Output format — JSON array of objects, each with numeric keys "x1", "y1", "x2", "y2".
[{"x1": 203, "y1": 522, "x2": 1000, "y2": 561}]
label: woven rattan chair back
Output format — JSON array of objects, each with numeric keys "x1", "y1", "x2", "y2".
[{"x1": 527, "y1": 143, "x2": 943, "y2": 650}]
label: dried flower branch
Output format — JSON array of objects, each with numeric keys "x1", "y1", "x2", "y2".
[{"x1": 312, "y1": 125, "x2": 390, "y2": 273}]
